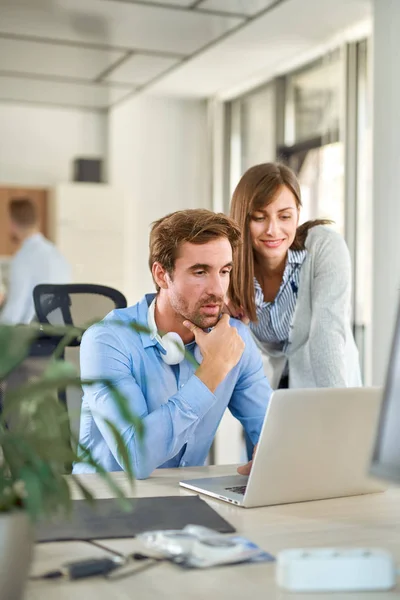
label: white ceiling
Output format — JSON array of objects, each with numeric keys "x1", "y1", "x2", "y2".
[
  {"x1": 198, "y1": 0, "x2": 278, "y2": 17},
  {"x1": 151, "y1": 0, "x2": 371, "y2": 98},
  {"x1": 0, "y1": 0, "x2": 371, "y2": 111},
  {"x1": 104, "y1": 54, "x2": 179, "y2": 85},
  {"x1": 0, "y1": 37, "x2": 125, "y2": 80}
]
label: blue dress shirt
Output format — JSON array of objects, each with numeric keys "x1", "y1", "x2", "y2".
[{"x1": 73, "y1": 294, "x2": 272, "y2": 479}]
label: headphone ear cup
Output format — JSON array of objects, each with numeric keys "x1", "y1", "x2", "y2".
[
  {"x1": 160, "y1": 332, "x2": 185, "y2": 365},
  {"x1": 194, "y1": 345, "x2": 203, "y2": 365}
]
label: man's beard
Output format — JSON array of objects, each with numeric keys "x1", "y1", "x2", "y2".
[{"x1": 172, "y1": 294, "x2": 224, "y2": 329}]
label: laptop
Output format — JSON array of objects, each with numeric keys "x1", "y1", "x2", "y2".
[{"x1": 180, "y1": 387, "x2": 386, "y2": 508}]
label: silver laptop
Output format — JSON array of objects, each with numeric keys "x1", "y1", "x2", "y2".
[{"x1": 180, "y1": 387, "x2": 386, "y2": 508}]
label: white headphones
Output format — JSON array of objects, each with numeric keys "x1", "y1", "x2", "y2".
[{"x1": 147, "y1": 298, "x2": 202, "y2": 365}]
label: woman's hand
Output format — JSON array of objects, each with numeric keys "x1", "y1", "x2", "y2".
[{"x1": 223, "y1": 299, "x2": 250, "y2": 324}]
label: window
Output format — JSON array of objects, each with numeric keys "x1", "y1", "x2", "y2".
[
  {"x1": 228, "y1": 83, "x2": 276, "y2": 199},
  {"x1": 281, "y1": 49, "x2": 345, "y2": 234},
  {"x1": 225, "y1": 39, "x2": 371, "y2": 379},
  {"x1": 354, "y1": 39, "x2": 372, "y2": 381}
]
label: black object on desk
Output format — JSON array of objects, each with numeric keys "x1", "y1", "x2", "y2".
[{"x1": 36, "y1": 496, "x2": 236, "y2": 542}]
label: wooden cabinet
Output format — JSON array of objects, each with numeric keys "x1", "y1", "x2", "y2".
[{"x1": 0, "y1": 186, "x2": 48, "y2": 257}]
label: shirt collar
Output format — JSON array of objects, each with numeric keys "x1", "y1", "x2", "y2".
[
  {"x1": 281, "y1": 249, "x2": 307, "y2": 285},
  {"x1": 137, "y1": 293, "x2": 204, "y2": 351},
  {"x1": 254, "y1": 248, "x2": 307, "y2": 295},
  {"x1": 138, "y1": 293, "x2": 157, "y2": 349},
  {"x1": 287, "y1": 248, "x2": 307, "y2": 265},
  {"x1": 21, "y1": 232, "x2": 43, "y2": 249}
]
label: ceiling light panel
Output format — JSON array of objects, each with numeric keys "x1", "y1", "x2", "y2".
[
  {"x1": 104, "y1": 54, "x2": 178, "y2": 85},
  {"x1": 0, "y1": 74, "x2": 131, "y2": 109},
  {"x1": 0, "y1": 37, "x2": 125, "y2": 80},
  {"x1": 121, "y1": 0, "x2": 195, "y2": 6},
  {"x1": 0, "y1": 0, "x2": 244, "y2": 55},
  {"x1": 198, "y1": 0, "x2": 278, "y2": 17}
]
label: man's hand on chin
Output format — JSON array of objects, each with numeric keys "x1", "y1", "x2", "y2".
[{"x1": 237, "y1": 443, "x2": 258, "y2": 476}]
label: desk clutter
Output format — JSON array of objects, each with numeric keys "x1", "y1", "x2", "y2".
[
  {"x1": 33, "y1": 496, "x2": 274, "y2": 582},
  {"x1": 33, "y1": 526, "x2": 274, "y2": 582},
  {"x1": 36, "y1": 496, "x2": 236, "y2": 542}
]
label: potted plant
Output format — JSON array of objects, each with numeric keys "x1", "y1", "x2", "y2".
[{"x1": 0, "y1": 322, "x2": 143, "y2": 600}]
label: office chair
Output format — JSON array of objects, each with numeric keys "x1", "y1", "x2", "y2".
[
  {"x1": 31, "y1": 284, "x2": 128, "y2": 467},
  {"x1": 33, "y1": 283, "x2": 128, "y2": 343}
]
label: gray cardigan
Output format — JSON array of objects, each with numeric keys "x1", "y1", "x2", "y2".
[{"x1": 252, "y1": 225, "x2": 362, "y2": 389}]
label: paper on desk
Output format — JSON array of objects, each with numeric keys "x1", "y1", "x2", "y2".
[{"x1": 137, "y1": 525, "x2": 275, "y2": 568}]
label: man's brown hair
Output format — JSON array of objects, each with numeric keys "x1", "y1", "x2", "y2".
[
  {"x1": 149, "y1": 209, "x2": 241, "y2": 291},
  {"x1": 8, "y1": 198, "x2": 38, "y2": 228}
]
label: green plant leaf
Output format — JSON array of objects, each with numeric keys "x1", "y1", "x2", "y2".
[
  {"x1": 128, "y1": 321, "x2": 150, "y2": 335},
  {"x1": 102, "y1": 418, "x2": 134, "y2": 483},
  {"x1": 3, "y1": 375, "x2": 82, "y2": 407},
  {"x1": 0, "y1": 325, "x2": 39, "y2": 380},
  {"x1": 0, "y1": 318, "x2": 145, "y2": 521},
  {"x1": 54, "y1": 475, "x2": 73, "y2": 516},
  {"x1": 19, "y1": 465, "x2": 44, "y2": 520},
  {"x1": 184, "y1": 348, "x2": 200, "y2": 368},
  {"x1": 43, "y1": 359, "x2": 78, "y2": 380},
  {"x1": 71, "y1": 475, "x2": 96, "y2": 506},
  {"x1": 106, "y1": 384, "x2": 145, "y2": 443},
  {"x1": 75, "y1": 442, "x2": 132, "y2": 512},
  {"x1": 51, "y1": 328, "x2": 84, "y2": 361}
]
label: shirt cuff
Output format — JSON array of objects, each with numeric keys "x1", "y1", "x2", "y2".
[{"x1": 176, "y1": 374, "x2": 217, "y2": 420}]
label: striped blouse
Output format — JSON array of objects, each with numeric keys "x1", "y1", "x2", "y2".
[{"x1": 250, "y1": 249, "x2": 307, "y2": 353}]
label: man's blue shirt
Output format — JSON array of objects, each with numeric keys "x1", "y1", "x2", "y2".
[{"x1": 73, "y1": 294, "x2": 272, "y2": 479}]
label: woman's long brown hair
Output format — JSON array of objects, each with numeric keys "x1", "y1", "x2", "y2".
[{"x1": 229, "y1": 162, "x2": 331, "y2": 322}]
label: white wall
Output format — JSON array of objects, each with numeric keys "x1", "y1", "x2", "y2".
[
  {"x1": 0, "y1": 102, "x2": 107, "y2": 186},
  {"x1": 50, "y1": 183, "x2": 126, "y2": 294},
  {"x1": 109, "y1": 93, "x2": 210, "y2": 304}
]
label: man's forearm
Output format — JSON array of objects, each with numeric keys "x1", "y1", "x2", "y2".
[{"x1": 90, "y1": 375, "x2": 218, "y2": 479}]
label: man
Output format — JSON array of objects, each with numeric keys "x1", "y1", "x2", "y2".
[
  {"x1": 73, "y1": 209, "x2": 271, "y2": 479},
  {"x1": 0, "y1": 198, "x2": 71, "y2": 324}
]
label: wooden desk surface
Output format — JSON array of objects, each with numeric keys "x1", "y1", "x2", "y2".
[{"x1": 28, "y1": 465, "x2": 400, "y2": 599}]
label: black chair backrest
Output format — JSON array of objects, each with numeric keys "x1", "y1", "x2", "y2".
[{"x1": 33, "y1": 284, "x2": 127, "y2": 345}]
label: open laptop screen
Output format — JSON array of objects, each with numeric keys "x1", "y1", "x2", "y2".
[{"x1": 370, "y1": 299, "x2": 400, "y2": 483}]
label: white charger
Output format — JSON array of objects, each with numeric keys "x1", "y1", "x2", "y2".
[{"x1": 276, "y1": 547, "x2": 396, "y2": 592}]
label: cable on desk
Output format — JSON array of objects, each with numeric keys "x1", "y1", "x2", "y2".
[
  {"x1": 105, "y1": 558, "x2": 162, "y2": 581},
  {"x1": 30, "y1": 570, "x2": 64, "y2": 581},
  {"x1": 84, "y1": 539, "x2": 164, "y2": 580},
  {"x1": 84, "y1": 539, "x2": 127, "y2": 558},
  {"x1": 84, "y1": 539, "x2": 165, "y2": 564},
  {"x1": 30, "y1": 558, "x2": 123, "y2": 581},
  {"x1": 31, "y1": 539, "x2": 164, "y2": 582}
]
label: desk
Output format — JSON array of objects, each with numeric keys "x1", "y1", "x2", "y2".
[{"x1": 28, "y1": 465, "x2": 400, "y2": 599}]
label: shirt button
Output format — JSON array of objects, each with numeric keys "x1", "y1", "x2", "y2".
[{"x1": 180, "y1": 384, "x2": 184, "y2": 388}]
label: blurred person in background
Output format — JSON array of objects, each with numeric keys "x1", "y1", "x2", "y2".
[
  {"x1": 227, "y1": 162, "x2": 361, "y2": 390},
  {"x1": 0, "y1": 197, "x2": 71, "y2": 324}
]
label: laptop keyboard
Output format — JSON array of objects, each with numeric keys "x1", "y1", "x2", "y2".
[{"x1": 225, "y1": 485, "x2": 247, "y2": 495}]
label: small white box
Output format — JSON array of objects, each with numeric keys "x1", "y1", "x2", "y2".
[{"x1": 276, "y1": 547, "x2": 396, "y2": 592}]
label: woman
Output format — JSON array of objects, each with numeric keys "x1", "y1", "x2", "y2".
[{"x1": 228, "y1": 162, "x2": 361, "y2": 389}]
